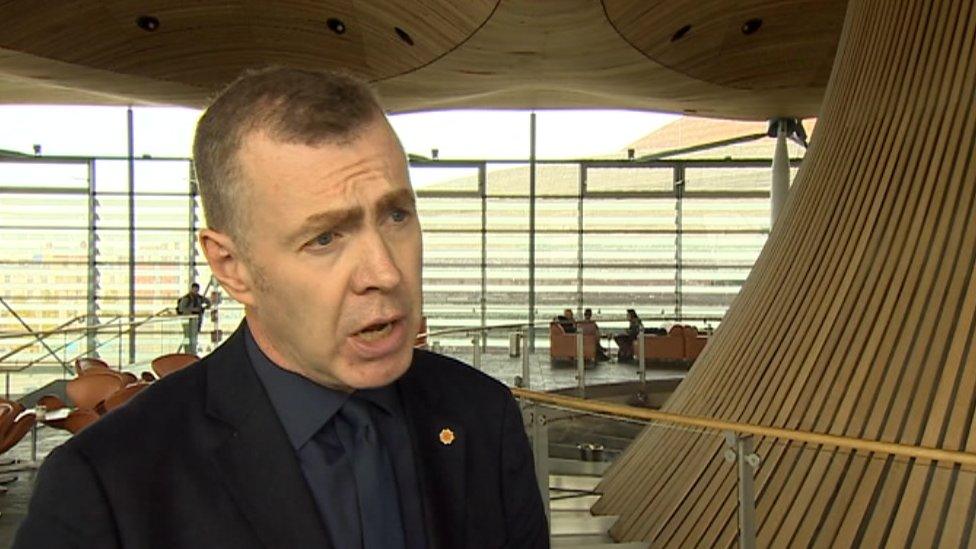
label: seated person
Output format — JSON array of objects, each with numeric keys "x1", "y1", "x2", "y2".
[
  {"x1": 647, "y1": 325, "x2": 667, "y2": 336},
  {"x1": 554, "y1": 308, "x2": 577, "y2": 334},
  {"x1": 579, "y1": 308, "x2": 609, "y2": 361},
  {"x1": 613, "y1": 308, "x2": 644, "y2": 361}
]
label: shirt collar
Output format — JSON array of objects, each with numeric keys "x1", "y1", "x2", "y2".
[{"x1": 244, "y1": 324, "x2": 399, "y2": 449}]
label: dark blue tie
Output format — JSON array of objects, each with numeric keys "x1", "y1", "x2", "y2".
[{"x1": 335, "y1": 397, "x2": 407, "y2": 549}]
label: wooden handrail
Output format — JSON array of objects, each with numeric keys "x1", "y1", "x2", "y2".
[{"x1": 511, "y1": 388, "x2": 976, "y2": 467}]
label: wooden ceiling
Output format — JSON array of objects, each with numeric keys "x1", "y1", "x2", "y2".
[{"x1": 0, "y1": 1, "x2": 848, "y2": 119}]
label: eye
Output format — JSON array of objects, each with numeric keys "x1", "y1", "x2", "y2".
[
  {"x1": 390, "y1": 208, "x2": 410, "y2": 223},
  {"x1": 311, "y1": 232, "x2": 334, "y2": 247}
]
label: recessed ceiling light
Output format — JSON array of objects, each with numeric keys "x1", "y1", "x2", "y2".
[
  {"x1": 395, "y1": 27, "x2": 414, "y2": 46},
  {"x1": 741, "y1": 18, "x2": 763, "y2": 35},
  {"x1": 671, "y1": 25, "x2": 692, "y2": 42},
  {"x1": 326, "y1": 18, "x2": 346, "y2": 35},
  {"x1": 135, "y1": 15, "x2": 160, "y2": 32}
]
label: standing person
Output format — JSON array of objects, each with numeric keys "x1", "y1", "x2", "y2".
[
  {"x1": 614, "y1": 308, "x2": 644, "y2": 362},
  {"x1": 177, "y1": 282, "x2": 211, "y2": 354},
  {"x1": 15, "y1": 67, "x2": 548, "y2": 549}
]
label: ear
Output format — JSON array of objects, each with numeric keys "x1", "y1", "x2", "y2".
[{"x1": 199, "y1": 229, "x2": 258, "y2": 307}]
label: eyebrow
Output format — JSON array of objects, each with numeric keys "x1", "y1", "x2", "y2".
[
  {"x1": 288, "y1": 188, "x2": 416, "y2": 245},
  {"x1": 375, "y1": 188, "x2": 417, "y2": 214}
]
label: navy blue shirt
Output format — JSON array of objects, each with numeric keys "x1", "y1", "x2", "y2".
[{"x1": 245, "y1": 327, "x2": 427, "y2": 549}]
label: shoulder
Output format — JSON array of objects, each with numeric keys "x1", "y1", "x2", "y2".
[
  {"x1": 405, "y1": 349, "x2": 513, "y2": 404},
  {"x1": 62, "y1": 359, "x2": 210, "y2": 462}
]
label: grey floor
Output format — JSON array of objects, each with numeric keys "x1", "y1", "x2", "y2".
[
  {"x1": 440, "y1": 347, "x2": 687, "y2": 393},
  {"x1": 0, "y1": 349, "x2": 685, "y2": 547}
]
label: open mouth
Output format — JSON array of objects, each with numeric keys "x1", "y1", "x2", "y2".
[{"x1": 354, "y1": 320, "x2": 395, "y2": 342}]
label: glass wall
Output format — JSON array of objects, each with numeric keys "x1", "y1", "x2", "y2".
[
  {"x1": 2, "y1": 106, "x2": 805, "y2": 391},
  {"x1": 414, "y1": 158, "x2": 795, "y2": 347}
]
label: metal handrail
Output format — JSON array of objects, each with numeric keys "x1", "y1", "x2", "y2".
[
  {"x1": 0, "y1": 308, "x2": 192, "y2": 371},
  {"x1": 424, "y1": 316, "x2": 719, "y2": 340},
  {"x1": 0, "y1": 310, "x2": 198, "y2": 340},
  {"x1": 0, "y1": 313, "x2": 93, "y2": 360},
  {"x1": 511, "y1": 388, "x2": 976, "y2": 467}
]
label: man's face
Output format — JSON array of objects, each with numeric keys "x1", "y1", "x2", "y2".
[{"x1": 229, "y1": 118, "x2": 422, "y2": 390}]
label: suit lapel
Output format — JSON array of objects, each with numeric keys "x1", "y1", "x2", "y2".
[
  {"x1": 398, "y1": 351, "x2": 467, "y2": 549},
  {"x1": 204, "y1": 325, "x2": 332, "y2": 548}
]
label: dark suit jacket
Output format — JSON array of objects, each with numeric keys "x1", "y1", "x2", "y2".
[{"x1": 14, "y1": 325, "x2": 548, "y2": 548}]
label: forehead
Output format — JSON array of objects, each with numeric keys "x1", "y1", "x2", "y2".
[{"x1": 237, "y1": 120, "x2": 410, "y2": 203}]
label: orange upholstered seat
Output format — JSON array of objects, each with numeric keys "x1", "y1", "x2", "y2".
[
  {"x1": 62, "y1": 409, "x2": 100, "y2": 434},
  {"x1": 549, "y1": 322, "x2": 598, "y2": 365},
  {"x1": 0, "y1": 400, "x2": 37, "y2": 455},
  {"x1": 102, "y1": 382, "x2": 150, "y2": 412},
  {"x1": 75, "y1": 357, "x2": 111, "y2": 376},
  {"x1": 37, "y1": 394, "x2": 66, "y2": 412},
  {"x1": 151, "y1": 353, "x2": 199, "y2": 378},
  {"x1": 66, "y1": 373, "x2": 125, "y2": 410},
  {"x1": 633, "y1": 325, "x2": 709, "y2": 367},
  {"x1": 0, "y1": 400, "x2": 38, "y2": 492}
]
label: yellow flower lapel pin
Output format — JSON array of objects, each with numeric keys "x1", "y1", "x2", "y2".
[{"x1": 439, "y1": 428, "x2": 455, "y2": 445}]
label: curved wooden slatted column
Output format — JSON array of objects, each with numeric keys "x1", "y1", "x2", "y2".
[{"x1": 593, "y1": 0, "x2": 976, "y2": 546}]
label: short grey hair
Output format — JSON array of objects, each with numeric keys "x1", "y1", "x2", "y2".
[{"x1": 193, "y1": 66, "x2": 384, "y2": 238}]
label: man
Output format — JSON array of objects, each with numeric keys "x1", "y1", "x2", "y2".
[
  {"x1": 15, "y1": 68, "x2": 548, "y2": 548},
  {"x1": 579, "y1": 308, "x2": 609, "y2": 362},
  {"x1": 555, "y1": 308, "x2": 576, "y2": 334},
  {"x1": 176, "y1": 282, "x2": 211, "y2": 353}
]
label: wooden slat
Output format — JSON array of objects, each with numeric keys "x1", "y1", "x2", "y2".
[{"x1": 591, "y1": 0, "x2": 976, "y2": 545}]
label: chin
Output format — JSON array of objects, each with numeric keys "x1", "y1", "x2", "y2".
[{"x1": 343, "y1": 348, "x2": 413, "y2": 389}]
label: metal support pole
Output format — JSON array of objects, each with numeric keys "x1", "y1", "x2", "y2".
[
  {"x1": 521, "y1": 328, "x2": 531, "y2": 390},
  {"x1": 528, "y1": 112, "x2": 537, "y2": 352},
  {"x1": 87, "y1": 160, "x2": 99, "y2": 355},
  {"x1": 576, "y1": 332, "x2": 585, "y2": 396},
  {"x1": 577, "y1": 166, "x2": 585, "y2": 314},
  {"x1": 126, "y1": 107, "x2": 137, "y2": 365},
  {"x1": 638, "y1": 327, "x2": 646, "y2": 383},
  {"x1": 532, "y1": 407, "x2": 550, "y2": 523},
  {"x1": 189, "y1": 161, "x2": 199, "y2": 288},
  {"x1": 30, "y1": 422, "x2": 37, "y2": 462},
  {"x1": 471, "y1": 336, "x2": 481, "y2": 370},
  {"x1": 724, "y1": 432, "x2": 760, "y2": 549},
  {"x1": 188, "y1": 162, "x2": 200, "y2": 352},
  {"x1": 117, "y1": 323, "x2": 123, "y2": 367},
  {"x1": 4, "y1": 373, "x2": 9, "y2": 400},
  {"x1": 674, "y1": 166, "x2": 685, "y2": 321},
  {"x1": 480, "y1": 164, "x2": 488, "y2": 352},
  {"x1": 771, "y1": 118, "x2": 790, "y2": 228}
]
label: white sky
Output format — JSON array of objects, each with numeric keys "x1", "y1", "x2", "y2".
[
  {"x1": 388, "y1": 110, "x2": 678, "y2": 160},
  {"x1": 0, "y1": 106, "x2": 678, "y2": 188}
]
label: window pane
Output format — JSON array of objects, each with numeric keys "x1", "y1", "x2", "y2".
[{"x1": 586, "y1": 166, "x2": 673, "y2": 193}]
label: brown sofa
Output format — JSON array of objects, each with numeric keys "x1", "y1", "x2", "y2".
[
  {"x1": 636, "y1": 325, "x2": 709, "y2": 367},
  {"x1": 549, "y1": 322, "x2": 599, "y2": 365}
]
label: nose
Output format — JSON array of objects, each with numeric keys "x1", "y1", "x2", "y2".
[{"x1": 351, "y1": 229, "x2": 402, "y2": 294}]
